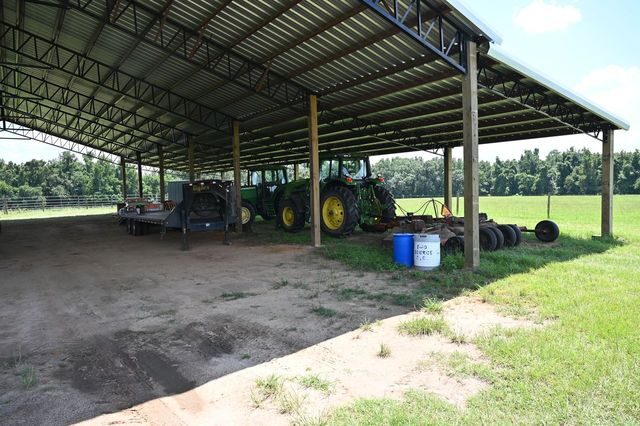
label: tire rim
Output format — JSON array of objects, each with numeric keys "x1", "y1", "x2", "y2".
[
  {"x1": 282, "y1": 206, "x2": 295, "y2": 226},
  {"x1": 322, "y1": 196, "x2": 344, "y2": 230},
  {"x1": 241, "y1": 206, "x2": 251, "y2": 224}
]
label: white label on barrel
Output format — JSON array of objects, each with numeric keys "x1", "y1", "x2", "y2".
[{"x1": 414, "y1": 237, "x2": 441, "y2": 269}]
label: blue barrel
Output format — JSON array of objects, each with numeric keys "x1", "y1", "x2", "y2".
[{"x1": 393, "y1": 233, "x2": 414, "y2": 267}]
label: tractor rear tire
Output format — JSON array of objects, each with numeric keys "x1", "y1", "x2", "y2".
[
  {"x1": 241, "y1": 201, "x2": 256, "y2": 231},
  {"x1": 278, "y1": 198, "x2": 305, "y2": 233},
  {"x1": 479, "y1": 227, "x2": 497, "y2": 251},
  {"x1": 508, "y1": 224, "x2": 523, "y2": 246},
  {"x1": 535, "y1": 220, "x2": 559, "y2": 242},
  {"x1": 488, "y1": 226, "x2": 504, "y2": 250},
  {"x1": 498, "y1": 224, "x2": 517, "y2": 247},
  {"x1": 320, "y1": 186, "x2": 359, "y2": 237},
  {"x1": 373, "y1": 186, "x2": 396, "y2": 223}
]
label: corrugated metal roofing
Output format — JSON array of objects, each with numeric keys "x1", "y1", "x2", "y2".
[{"x1": 0, "y1": 0, "x2": 628, "y2": 172}]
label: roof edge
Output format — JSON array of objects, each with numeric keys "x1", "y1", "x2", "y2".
[
  {"x1": 443, "y1": 0, "x2": 503, "y2": 45},
  {"x1": 487, "y1": 45, "x2": 630, "y2": 131}
]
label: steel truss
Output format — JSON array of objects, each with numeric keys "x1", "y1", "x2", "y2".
[
  {"x1": 67, "y1": 0, "x2": 311, "y2": 108},
  {"x1": 3, "y1": 120, "x2": 125, "y2": 164},
  {"x1": 0, "y1": 65, "x2": 190, "y2": 146},
  {"x1": 477, "y1": 65, "x2": 605, "y2": 140},
  {"x1": 0, "y1": 23, "x2": 234, "y2": 134},
  {"x1": 360, "y1": 0, "x2": 467, "y2": 73}
]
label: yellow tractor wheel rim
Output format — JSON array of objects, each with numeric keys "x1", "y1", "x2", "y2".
[
  {"x1": 282, "y1": 206, "x2": 295, "y2": 227},
  {"x1": 241, "y1": 206, "x2": 251, "y2": 224},
  {"x1": 322, "y1": 196, "x2": 345, "y2": 231}
]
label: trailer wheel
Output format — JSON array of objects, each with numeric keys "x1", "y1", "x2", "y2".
[
  {"x1": 241, "y1": 201, "x2": 256, "y2": 231},
  {"x1": 488, "y1": 227, "x2": 504, "y2": 250},
  {"x1": 479, "y1": 227, "x2": 497, "y2": 251},
  {"x1": 498, "y1": 225, "x2": 517, "y2": 247},
  {"x1": 508, "y1": 224, "x2": 523, "y2": 246},
  {"x1": 535, "y1": 220, "x2": 559, "y2": 242}
]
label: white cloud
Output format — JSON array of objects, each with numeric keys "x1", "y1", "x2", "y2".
[
  {"x1": 514, "y1": 0, "x2": 582, "y2": 34},
  {"x1": 573, "y1": 65, "x2": 639, "y2": 152}
]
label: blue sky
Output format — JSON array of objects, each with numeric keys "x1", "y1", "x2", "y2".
[{"x1": 1, "y1": 0, "x2": 639, "y2": 164}]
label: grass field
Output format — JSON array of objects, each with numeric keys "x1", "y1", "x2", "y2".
[
  {"x1": 327, "y1": 194, "x2": 640, "y2": 424},
  {"x1": 1, "y1": 206, "x2": 115, "y2": 220}
]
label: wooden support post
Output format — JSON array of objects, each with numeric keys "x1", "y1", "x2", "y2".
[
  {"x1": 188, "y1": 136, "x2": 195, "y2": 183},
  {"x1": 443, "y1": 147, "x2": 453, "y2": 209},
  {"x1": 120, "y1": 156, "x2": 127, "y2": 200},
  {"x1": 158, "y1": 145, "x2": 165, "y2": 202},
  {"x1": 308, "y1": 94, "x2": 321, "y2": 247},
  {"x1": 462, "y1": 38, "x2": 480, "y2": 269},
  {"x1": 233, "y1": 121, "x2": 243, "y2": 233},
  {"x1": 294, "y1": 163, "x2": 299, "y2": 181},
  {"x1": 136, "y1": 152, "x2": 143, "y2": 198},
  {"x1": 601, "y1": 129, "x2": 614, "y2": 237}
]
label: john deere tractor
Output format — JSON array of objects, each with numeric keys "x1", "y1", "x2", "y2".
[
  {"x1": 276, "y1": 154, "x2": 395, "y2": 237},
  {"x1": 240, "y1": 166, "x2": 288, "y2": 229}
]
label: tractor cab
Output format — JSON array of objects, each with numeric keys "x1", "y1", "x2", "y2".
[
  {"x1": 240, "y1": 166, "x2": 288, "y2": 229},
  {"x1": 319, "y1": 154, "x2": 372, "y2": 184}
]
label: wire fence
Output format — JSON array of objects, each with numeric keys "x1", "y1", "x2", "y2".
[{"x1": 1, "y1": 194, "x2": 161, "y2": 213}]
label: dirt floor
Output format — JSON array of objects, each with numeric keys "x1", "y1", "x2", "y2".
[{"x1": 0, "y1": 215, "x2": 536, "y2": 425}]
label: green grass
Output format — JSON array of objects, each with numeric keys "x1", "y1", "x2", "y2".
[
  {"x1": 311, "y1": 306, "x2": 337, "y2": 317},
  {"x1": 377, "y1": 343, "x2": 392, "y2": 358},
  {"x1": 398, "y1": 316, "x2": 448, "y2": 336},
  {"x1": 297, "y1": 374, "x2": 333, "y2": 394},
  {"x1": 1, "y1": 206, "x2": 115, "y2": 220},
  {"x1": 327, "y1": 194, "x2": 640, "y2": 424}
]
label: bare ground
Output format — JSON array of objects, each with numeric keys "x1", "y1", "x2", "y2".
[{"x1": 0, "y1": 215, "x2": 537, "y2": 425}]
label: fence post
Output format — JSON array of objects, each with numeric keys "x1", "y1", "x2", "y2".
[
  {"x1": 547, "y1": 193, "x2": 551, "y2": 219},
  {"x1": 3, "y1": 197, "x2": 7, "y2": 215}
]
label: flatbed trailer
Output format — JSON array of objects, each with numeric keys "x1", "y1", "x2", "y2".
[{"x1": 118, "y1": 179, "x2": 237, "y2": 250}]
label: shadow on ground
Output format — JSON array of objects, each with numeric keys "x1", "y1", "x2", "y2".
[{"x1": 0, "y1": 216, "x2": 620, "y2": 425}]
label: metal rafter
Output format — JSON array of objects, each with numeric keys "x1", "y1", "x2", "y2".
[
  {"x1": 78, "y1": 0, "x2": 176, "y2": 139},
  {"x1": 0, "y1": 23, "x2": 235, "y2": 133},
  {"x1": 203, "y1": 3, "x2": 367, "y2": 99},
  {"x1": 67, "y1": 0, "x2": 312, "y2": 106},
  {"x1": 0, "y1": 65, "x2": 189, "y2": 145},
  {"x1": 359, "y1": 0, "x2": 467, "y2": 73},
  {"x1": 3, "y1": 121, "x2": 122, "y2": 164},
  {"x1": 477, "y1": 64, "x2": 605, "y2": 140}
]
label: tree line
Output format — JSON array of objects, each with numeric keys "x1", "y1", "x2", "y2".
[
  {"x1": 1, "y1": 147, "x2": 639, "y2": 200},
  {"x1": 372, "y1": 148, "x2": 640, "y2": 198},
  {"x1": 0, "y1": 151, "x2": 186, "y2": 199}
]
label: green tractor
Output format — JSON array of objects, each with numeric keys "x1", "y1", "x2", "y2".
[
  {"x1": 276, "y1": 154, "x2": 396, "y2": 237},
  {"x1": 240, "y1": 166, "x2": 288, "y2": 229}
]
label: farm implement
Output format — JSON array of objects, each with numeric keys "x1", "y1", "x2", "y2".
[{"x1": 386, "y1": 199, "x2": 560, "y2": 253}]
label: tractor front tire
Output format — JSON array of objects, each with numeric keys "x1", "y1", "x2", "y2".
[
  {"x1": 373, "y1": 186, "x2": 396, "y2": 223},
  {"x1": 278, "y1": 199, "x2": 305, "y2": 233},
  {"x1": 241, "y1": 201, "x2": 256, "y2": 231},
  {"x1": 320, "y1": 186, "x2": 359, "y2": 237}
]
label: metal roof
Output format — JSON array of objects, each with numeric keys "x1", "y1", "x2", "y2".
[{"x1": 0, "y1": 0, "x2": 628, "y2": 172}]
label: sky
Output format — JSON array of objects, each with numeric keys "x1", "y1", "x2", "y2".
[{"x1": 0, "y1": 0, "x2": 639, "y2": 164}]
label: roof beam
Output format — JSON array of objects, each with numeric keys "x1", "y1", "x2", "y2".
[
  {"x1": 477, "y1": 64, "x2": 604, "y2": 140},
  {"x1": 0, "y1": 23, "x2": 235, "y2": 133},
  {"x1": 359, "y1": 0, "x2": 466, "y2": 73},
  {"x1": 3, "y1": 122, "x2": 122, "y2": 164},
  {"x1": 66, "y1": 0, "x2": 311, "y2": 107},
  {"x1": 0, "y1": 65, "x2": 189, "y2": 145}
]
